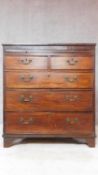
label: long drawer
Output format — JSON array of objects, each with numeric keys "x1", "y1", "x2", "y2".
[
  {"x1": 5, "y1": 71, "x2": 94, "y2": 89},
  {"x1": 5, "y1": 54, "x2": 94, "y2": 70},
  {"x1": 5, "y1": 112, "x2": 93, "y2": 135},
  {"x1": 5, "y1": 90, "x2": 93, "y2": 112}
]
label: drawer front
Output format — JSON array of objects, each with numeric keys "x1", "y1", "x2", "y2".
[
  {"x1": 5, "y1": 112, "x2": 93, "y2": 135},
  {"x1": 51, "y1": 55, "x2": 94, "y2": 70},
  {"x1": 5, "y1": 90, "x2": 93, "y2": 112},
  {"x1": 5, "y1": 72, "x2": 94, "y2": 89},
  {"x1": 5, "y1": 56, "x2": 48, "y2": 69},
  {"x1": 5, "y1": 54, "x2": 94, "y2": 70}
]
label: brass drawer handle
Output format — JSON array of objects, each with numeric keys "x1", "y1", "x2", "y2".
[
  {"x1": 64, "y1": 76, "x2": 78, "y2": 83},
  {"x1": 19, "y1": 58, "x2": 32, "y2": 65},
  {"x1": 19, "y1": 117, "x2": 34, "y2": 125},
  {"x1": 20, "y1": 75, "x2": 34, "y2": 82},
  {"x1": 67, "y1": 58, "x2": 78, "y2": 65},
  {"x1": 66, "y1": 117, "x2": 79, "y2": 124},
  {"x1": 20, "y1": 95, "x2": 32, "y2": 102},
  {"x1": 65, "y1": 95, "x2": 79, "y2": 102}
]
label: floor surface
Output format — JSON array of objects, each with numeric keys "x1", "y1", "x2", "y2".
[{"x1": 0, "y1": 124, "x2": 98, "y2": 175}]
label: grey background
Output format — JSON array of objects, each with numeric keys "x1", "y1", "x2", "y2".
[{"x1": 0, "y1": 0, "x2": 98, "y2": 123}]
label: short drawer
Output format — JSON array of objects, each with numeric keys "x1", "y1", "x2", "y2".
[
  {"x1": 5, "y1": 112, "x2": 94, "y2": 135},
  {"x1": 5, "y1": 71, "x2": 94, "y2": 89},
  {"x1": 5, "y1": 55, "x2": 48, "y2": 69},
  {"x1": 51, "y1": 55, "x2": 94, "y2": 70},
  {"x1": 5, "y1": 90, "x2": 93, "y2": 112}
]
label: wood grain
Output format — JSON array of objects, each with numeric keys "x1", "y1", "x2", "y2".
[
  {"x1": 5, "y1": 112, "x2": 93, "y2": 135},
  {"x1": 51, "y1": 55, "x2": 94, "y2": 70},
  {"x1": 5, "y1": 56, "x2": 48, "y2": 69},
  {"x1": 5, "y1": 71, "x2": 94, "y2": 89},
  {"x1": 3, "y1": 44, "x2": 95, "y2": 147},
  {"x1": 5, "y1": 90, "x2": 93, "y2": 112},
  {"x1": 5, "y1": 54, "x2": 94, "y2": 70}
]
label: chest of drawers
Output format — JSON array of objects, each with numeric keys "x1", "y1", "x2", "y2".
[{"x1": 3, "y1": 44, "x2": 96, "y2": 147}]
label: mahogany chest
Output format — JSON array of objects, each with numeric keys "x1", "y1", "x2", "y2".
[{"x1": 3, "y1": 44, "x2": 96, "y2": 147}]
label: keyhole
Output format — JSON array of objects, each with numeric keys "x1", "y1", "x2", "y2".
[{"x1": 47, "y1": 74, "x2": 50, "y2": 78}]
